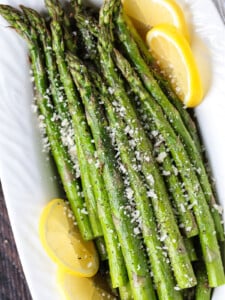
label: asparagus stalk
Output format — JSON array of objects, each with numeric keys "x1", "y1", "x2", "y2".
[
  {"x1": 20, "y1": 5, "x2": 103, "y2": 239},
  {"x1": 98, "y1": 0, "x2": 196, "y2": 289},
  {"x1": 95, "y1": 236, "x2": 108, "y2": 261},
  {"x1": 118, "y1": 45, "x2": 198, "y2": 238},
  {"x1": 44, "y1": 0, "x2": 77, "y2": 53},
  {"x1": 115, "y1": 3, "x2": 224, "y2": 242},
  {"x1": 74, "y1": 8, "x2": 99, "y2": 38},
  {"x1": 119, "y1": 282, "x2": 133, "y2": 300},
  {"x1": 123, "y1": 14, "x2": 202, "y2": 153},
  {"x1": 195, "y1": 262, "x2": 212, "y2": 300},
  {"x1": 135, "y1": 104, "x2": 198, "y2": 238},
  {"x1": 0, "y1": 5, "x2": 94, "y2": 241},
  {"x1": 72, "y1": 0, "x2": 99, "y2": 61},
  {"x1": 67, "y1": 52, "x2": 156, "y2": 300},
  {"x1": 70, "y1": 15, "x2": 184, "y2": 292},
  {"x1": 113, "y1": 48, "x2": 225, "y2": 287},
  {"x1": 44, "y1": 0, "x2": 127, "y2": 288},
  {"x1": 67, "y1": 53, "x2": 156, "y2": 299},
  {"x1": 183, "y1": 238, "x2": 198, "y2": 262},
  {"x1": 98, "y1": 77, "x2": 183, "y2": 300},
  {"x1": 68, "y1": 53, "x2": 182, "y2": 299},
  {"x1": 71, "y1": 0, "x2": 99, "y2": 38},
  {"x1": 155, "y1": 142, "x2": 198, "y2": 238},
  {"x1": 182, "y1": 289, "x2": 195, "y2": 300}
]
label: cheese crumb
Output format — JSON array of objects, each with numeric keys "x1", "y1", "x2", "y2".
[{"x1": 156, "y1": 152, "x2": 167, "y2": 163}]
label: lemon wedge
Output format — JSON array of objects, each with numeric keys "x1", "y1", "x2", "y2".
[
  {"x1": 122, "y1": 0, "x2": 190, "y2": 41},
  {"x1": 146, "y1": 24, "x2": 203, "y2": 107},
  {"x1": 57, "y1": 268, "x2": 116, "y2": 300},
  {"x1": 39, "y1": 198, "x2": 99, "y2": 277}
]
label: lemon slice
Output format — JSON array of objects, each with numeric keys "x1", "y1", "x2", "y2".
[
  {"x1": 146, "y1": 24, "x2": 203, "y2": 107},
  {"x1": 122, "y1": 0, "x2": 190, "y2": 41},
  {"x1": 39, "y1": 198, "x2": 99, "y2": 277},
  {"x1": 57, "y1": 268, "x2": 116, "y2": 300},
  {"x1": 122, "y1": 0, "x2": 150, "y2": 38}
]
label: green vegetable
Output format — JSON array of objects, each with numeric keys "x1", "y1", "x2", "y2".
[
  {"x1": 0, "y1": 4, "x2": 93, "y2": 240},
  {"x1": 45, "y1": 0, "x2": 128, "y2": 288},
  {"x1": 68, "y1": 51, "x2": 156, "y2": 300},
  {"x1": 183, "y1": 238, "x2": 198, "y2": 262},
  {"x1": 195, "y1": 262, "x2": 212, "y2": 300},
  {"x1": 98, "y1": 0, "x2": 196, "y2": 289},
  {"x1": 92, "y1": 68, "x2": 182, "y2": 300},
  {"x1": 113, "y1": 47, "x2": 225, "y2": 287},
  {"x1": 122, "y1": 14, "x2": 202, "y2": 154},
  {"x1": 115, "y1": 4, "x2": 224, "y2": 242},
  {"x1": 20, "y1": 4, "x2": 103, "y2": 239}
]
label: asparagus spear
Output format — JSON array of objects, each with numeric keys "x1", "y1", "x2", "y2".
[
  {"x1": 44, "y1": 0, "x2": 77, "y2": 53},
  {"x1": 20, "y1": 5, "x2": 103, "y2": 239},
  {"x1": 67, "y1": 52, "x2": 156, "y2": 300},
  {"x1": 113, "y1": 48, "x2": 225, "y2": 287},
  {"x1": 134, "y1": 100, "x2": 198, "y2": 238},
  {"x1": 98, "y1": 0, "x2": 196, "y2": 289},
  {"x1": 115, "y1": 3, "x2": 224, "y2": 242},
  {"x1": 183, "y1": 238, "x2": 198, "y2": 262},
  {"x1": 44, "y1": 0, "x2": 127, "y2": 288},
  {"x1": 72, "y1": 0, "x2": 99, "y2": 61},
  {"x1": 71, "y1": 11, "x2": 189, "y2": 288},
  {"x1": 119, "y1": 282, "x2": 133, "y2": 300},
  {"x1": 95, "y1": 236, "x2": 108, "y2": 261},
  {"x1": 68, "y1": 53, "x2": 182, "y2": 299},
  {"x1": 195, "y1": 262, "x2": 212, "y2": 300},
  {"x1": 47, "y1": 0, "x2": 108, "y2": 254},
  {"x1": 99, "y1": 80, "x2": 183, "y2": 300},
  {"x1": 155, "y1": 144, "x2": 198, "y2": 238},
  {"x1": 115, "y1": 46, "x2": 198, "y2": 238},
  {"x1": 71, "y1": 0, "x2": 99, "y2": 37},
  {"x1": 0, "y1": 4, "x2": 94, "y2": 241},
  {"x1": 68, "y1": 55, "x2": 155, "y2": 299},
  {"x1": 123, "y1": 14, "x2": 202, "y2": 153},
  {"x1": 74, "y1": 7, "x2": 99, "y2": 38}
]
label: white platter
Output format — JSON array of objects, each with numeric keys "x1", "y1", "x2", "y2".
[{"x1": 0, "y1": 0, "x2": 225, "y2": 299}]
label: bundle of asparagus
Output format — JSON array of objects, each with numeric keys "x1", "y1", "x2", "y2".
[{"x1": 0, "y1": 0, "x2": 224, "y2": 299}]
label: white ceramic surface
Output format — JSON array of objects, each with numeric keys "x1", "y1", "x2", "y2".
[{"x1": 0, "y1": 1, "x2": 225, "y2": 299}]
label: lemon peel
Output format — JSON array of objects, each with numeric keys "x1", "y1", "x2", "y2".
[
  {"x1": 39, "y1": 198, "x2": 99, "y2": 277},
  {"x1": 122, "y1": 0, "x2": 190, "y2": 41},
  {"x1": 146, "y1": 24, "x2": 203, "y2": 107}
]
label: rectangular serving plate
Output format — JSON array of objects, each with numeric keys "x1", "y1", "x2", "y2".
[{"x1": 0, "y1": 0, "x2": 225, "y2": 299}]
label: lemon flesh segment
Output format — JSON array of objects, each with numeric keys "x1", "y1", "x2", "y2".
[
  {"x1": 57, "y1": 268, "x2": 116, "y2": 300},
  {"x1": 122, "y1": 0, "x2": 190, "y2": 42},
  {"x1": 146, "y1": 24, "x2": 203, "y2": 108},
  {"x1": 39, "y1": 198, "x2": 99, "y2": 277}
]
